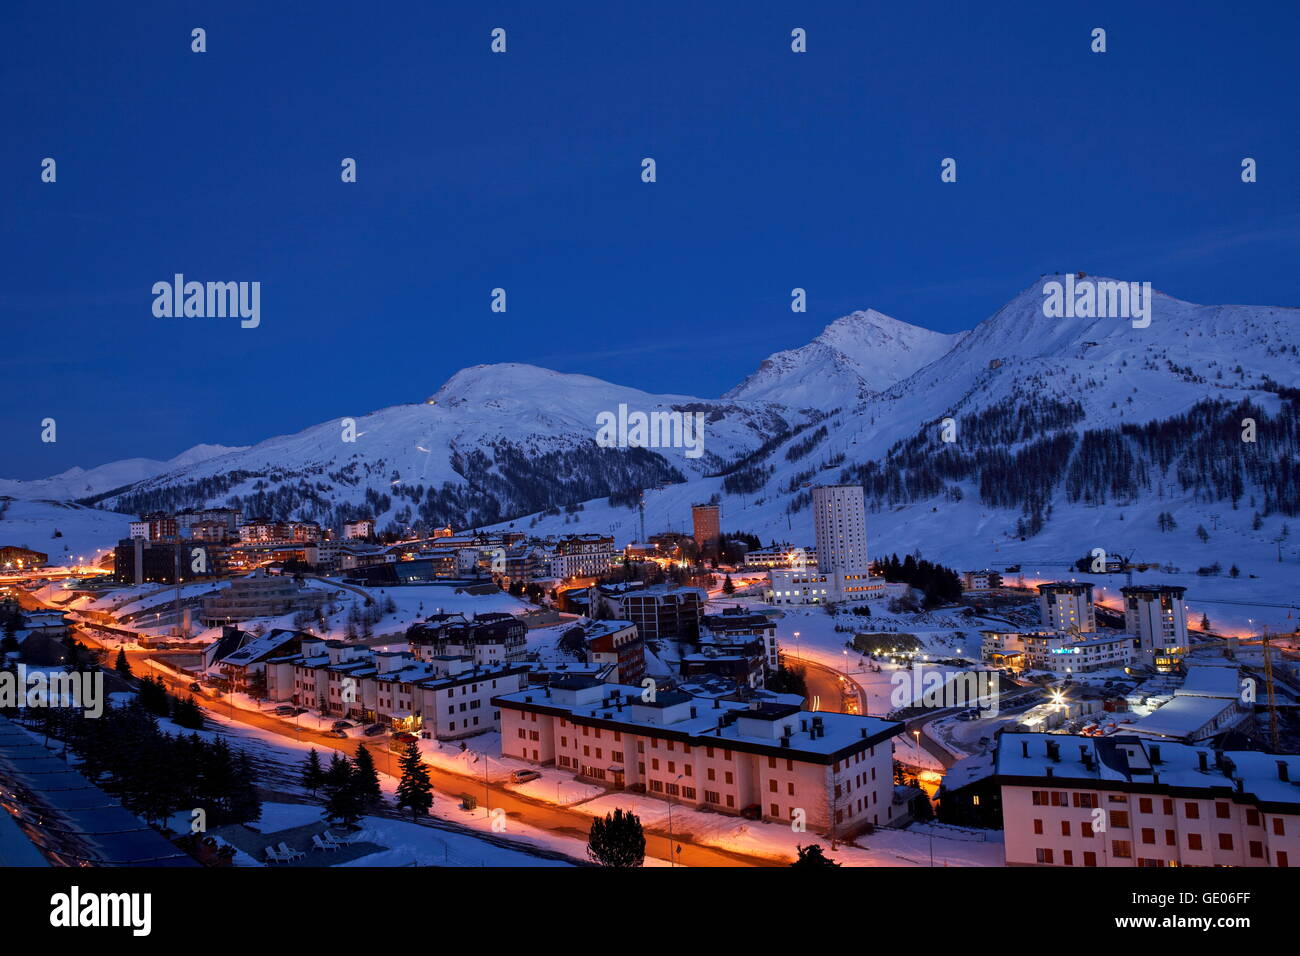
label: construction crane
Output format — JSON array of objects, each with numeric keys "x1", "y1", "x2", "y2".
[{"x1": 1261, "y1": 627, "x2": 1280, "y2": 752}]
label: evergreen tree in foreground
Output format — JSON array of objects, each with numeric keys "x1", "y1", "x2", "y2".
[
  {"x1": 791, "y1": 843, "x2": 842, "y2": 867},
  {"x1": 301, "y1": 748, "x2": 325, "y2": 796},
  {"x1": 395, "y1": 740, "x2": 434, "y2": 823},
  {"x1": 586, "y1": 808, "x2": 645, "y2": 867},
  {"x1": 114, "y1": 648, "x2": 133, "y2": 678},
  {"x1": 322, "y1": 753, "x2": 364, "y2": 828},
  {"x1": 352, "y1": 743, "x2": 383, "y2": 807}
]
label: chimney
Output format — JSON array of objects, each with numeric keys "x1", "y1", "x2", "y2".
[
  {"x1": 1279, "y1": 761, "x2": 1290, "y2": 783},
  {"x1": 1149, "y1": 744, "x2": 1162, "y2": 765},
  {"x1": 1021, "y1": 740, "x2": 1029, "y2": 758},
  {"x1": 1045, "y1": 766, "x2": 1053, "y2": 777},
  {"x1": 1198, "y1": 751, "x2": 1208, "y2": 771}
]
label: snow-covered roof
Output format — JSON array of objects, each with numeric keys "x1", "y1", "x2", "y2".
[
  {"x1": 996, "y1": 732, "x2": 1300, "y2": 809},
  {"x1": 494, "y1": 680, "x2": 903, "y2": 763},
  {"x1": 1176, "y1": 663, "x2": 1240, "y2": 699}
]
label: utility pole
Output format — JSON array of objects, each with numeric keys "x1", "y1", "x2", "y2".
[{"x1": 638, "y1": 490, "x2": 647, "y2": 545}]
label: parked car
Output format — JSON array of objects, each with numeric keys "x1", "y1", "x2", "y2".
[
  {"x1": 332, "y1": 720, "x2": 353, "y2": 731},
  {"x1": 325, "y1": 729, "x2": 349, "y2": 739},
  {"x1": 274, "y1": 705, "x2": 295, "y2": 716},
  {"x1": 292, "y1": 707, "x2": 309, "y2": 715},
  {"x1": 188, "y1": 682, "x2": 203, "y2": 693},
  {"x1": 740, "y1": 804, "x2": 762, "y2": 821},
  {"x1": 363, "y1": 724, "x2": 387, "y2": 737},
  {"x1": 510, "y1": 769, "x2": 541, "y2": 783}
]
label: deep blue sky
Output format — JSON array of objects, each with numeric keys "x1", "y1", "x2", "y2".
[{"x1": 4, "y1": 1, "x2": 1299, "y2": 479}]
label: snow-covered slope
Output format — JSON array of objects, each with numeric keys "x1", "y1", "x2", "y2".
[
  {"x1": 92, "y1": 363, "x2": 806, "y2": 534},
  {"x1": 0, "y1": 444, "x2": 245, "y2": 501},
  {"x1": 724, "y1": 309, "x2": 965, "y2": 408},
  {"x1": 12, "y1": 276, "x2": 1300, "y2": 635}
]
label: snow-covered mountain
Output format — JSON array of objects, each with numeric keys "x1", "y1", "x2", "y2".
[
  {"x1": 0, "y1": 443, "x2": 245, "y2": 501},
  {"x1": 88, "y1": 363, "x2": 806, "y2": 534},
  {"x1": 8, "y1": 276, "x2": 1299, "y2": 571},
  {"x1": 724, "y1": 309, "x2": 965, "y2": 408}
]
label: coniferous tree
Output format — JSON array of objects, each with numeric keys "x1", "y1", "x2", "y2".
[
  {"x1": 322, "y1": 753, "x2": 364, "y2": 828},
  {"x1": 171, "y1": 695, "x2": 205, "y2": 730},
  {"x1": 791, "y1": 844, "x2": 841, "y2": 867},
  {"x1": 114, "y1": 648, "x2": 133, "y2": 678},
  {"x1": 586, "y1": 808, "x2": 645, "y2": 867},
  {"x1": 395, "y1": 740, "x2": 434, "y2": 823},
  {"x1": 302, "y1": 748, "x2": 325, "y2": 795},
  {"x1": 352, "y1": 744, "x2": 383, "y2": 807},
  {"x1": 227, "y1": 751, "x2": 263, "y2": 825}
]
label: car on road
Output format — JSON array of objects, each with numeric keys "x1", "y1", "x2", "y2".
[
  {"x1": 363, "y1": 724, "x2": 387, "y2": 737},
  {"x1": 510, "y1": 769, "x2": 541, "y2": 783},
  {"x1": 325, "y1": 729, "x2": 349, "y2": 739},
  {"x1": 189, "y1": 682, "x2": 203, "y2": 693}
]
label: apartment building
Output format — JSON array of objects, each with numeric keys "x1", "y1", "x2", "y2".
[
  {"x1": 406, "y1": 612, "x2": 528, "y2": 665},
  {"x1": 342, "y1": 518, "x2": 375, "y2": 540},
  {"x1": 591, "y1": 583, "x2": 705, "y2": 641},
  {"x1": 1121, "y1": 584, "x2": 1189, "y2": 668},
  {"x1": 495, "y1": 678, "x2": 905, "y2": 834},
  {"x1": 1022, "y1": 632, "x2": 1137, "y2": 673},
  {"x1": 549, "y1": 534, "x2": 616, "y2": 579},
  {"x1": 238, "y1": 520, "x2": 323, "y2": 544},
  {"x1": 702, "y1": 607, "x2": 779, "y2": 671},
  {"x1": 997, "y1": 732, "x2": 1300, "y2": 867},
  {"x1": 561, "y1": 619, "x2": 644, "y2": 684},
  {"x1": 962, "y1": 570, "x2": 1004, "y2": 592},
  {"x1": 691, "y1": 503, "x2": 721, "y2": 557},
  {"x1": 263, "y1": 635, "x2": 527, "y2": 740},
  {"x1": 1037, "y1": 582, "x2": 1096, "y2": 634},
  {"x1": 744, "y1": 546, "x2": 818, "y2": 570}
]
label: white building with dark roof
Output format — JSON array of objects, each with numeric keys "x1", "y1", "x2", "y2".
[
  {"x1": 996, "y1": 732, "x2": 1300, "y2": 867},
  {"x1": 494, "y1": 678, "x2": 904, "y2": 834}
]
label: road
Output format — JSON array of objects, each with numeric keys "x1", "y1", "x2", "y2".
[
  {"x1": 788, "y1": 653, "x2": 864, "y2": 715},
  {"x1": 21, "y1": 591, "x2": 775, "y2": 867}
]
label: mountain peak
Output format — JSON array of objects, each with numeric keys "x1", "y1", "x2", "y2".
[{"x1": 725, "y1": 309, "x2": 964, "y2": 406}]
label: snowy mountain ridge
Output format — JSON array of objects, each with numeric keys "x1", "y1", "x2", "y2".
[{"x1": 5, "y1": 275, "x2": 1298, "y2": 552}]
